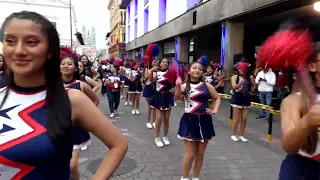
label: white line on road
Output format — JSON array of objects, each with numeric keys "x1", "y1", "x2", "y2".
[
  {"x1": 78, "y1": 158, "x2": 88, "y2": 163},
  {"x1": 122, "y1": 133, "x2": 129, "y2": 136},
  {"x1": 121, "y1": 129, "x2": 128, "y2": 132}
]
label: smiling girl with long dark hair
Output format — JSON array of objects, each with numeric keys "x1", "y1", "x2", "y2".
[{"x1": 0, "y1": 11, "x2": 127, "y2": 179}]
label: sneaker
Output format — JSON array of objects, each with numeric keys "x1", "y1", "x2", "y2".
[
  {"x1": 124, "y1": 102, "x2": 128, "y2": 106},
  {"x1": 129, "y1": 102, "x2": 132, "y2": 106},
  {"x1": 109, "y1": 113, "x2": 115, "y2": 118},
  {"x1": 174, "y1": 102, "x2": 177, "y2": 106},
  {"x1": 181, "y1": 177, "x2": 190, "y2": 180},
  {"x1": 154, "y1": 137, "x2": 164, "y2": 147},
  {"x1": 120, "y1": 95, "x2": 124, "y2": 99},
  {"x1": 132, "y1": 109, "x2": 136, "y2": 115},
  {"x1": 162, "y1": 136, "x2": 170, "y2": 146},
  {"x1": 192, "y1": 178, "x2": 200, "y2": 180},
  {"x1": 114, "y1": 110, "x2": 118, "y2": 115},
  {"x1": 256, "y1": 115, "x2": 265, "y2": 120},
  {"x1": 146, "y1": 123, "x2": 153, "y2": 129},
  {"x1": 238, "y1": 136, "x2": 248, "y2": 143},
  {"x1": 153, "y1": 122, "x2": 156, "y2": 128},
  {"x1": 135, "y1": 109, "x2": 140, "y2": 115},
  {"x1": 80, "y1": 146, "x2": 88, "y2": 151},
  {"x1": 231, "y1": 135, "x2": 239, "y2": 142}
]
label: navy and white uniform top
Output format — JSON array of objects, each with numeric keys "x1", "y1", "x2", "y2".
[
  {"x1": 155, "y1": 70, "x2": 172, "y2": 92},
  {"x1": 182, "y1": 82, "x2": 209, "y2": 114},
  {"x1": 103, "y1": 73, "x2": 122, "y2": 90},
  {"x1": 0, "y1": 84, "x2": 72, "y2": 179},
  {"x1": 205, "y1": 74, "x2": 215, "y2": 86}
]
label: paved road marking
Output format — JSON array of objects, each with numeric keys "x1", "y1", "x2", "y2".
[
  {"x1": 122, "y1": 133, "x2": 129, "y2": 136},
  {"x1": 121, "y1": 129, "x2": 128, "y2": 132}
]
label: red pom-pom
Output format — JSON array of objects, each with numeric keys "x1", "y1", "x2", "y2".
[
  {"x1": 60, "y1": 46, "x2": 73, "y2": 59},
  {"x1": 257, "y1": 29, "x2": 313, "y2": 71},
  {"x1": 130, "y1": 60, "x2": 136, "y2": 69},
  {"x1": 143, "y1": 55, "x2": 152, "y2": 67},
  {"x1": 109, "y1": 57, "x2": 115, "y2": 63},
  {"x1": 146, "y1": 44, "x2": 155, "y2": 56},
  {"x1": 100, "y1": 60, "x2": 107, "y2": 65},
  {"x1": 115, "y1": 59, "x2": 123, "y2": 67}
]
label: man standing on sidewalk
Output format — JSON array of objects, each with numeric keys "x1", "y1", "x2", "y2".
[{"x1": 255, "y1": 68, "x2": 276, "y2": 120}]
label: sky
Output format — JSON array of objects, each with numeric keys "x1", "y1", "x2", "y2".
[{"x1": 72, "y1": 0, "x2": 110, "y2": 49}]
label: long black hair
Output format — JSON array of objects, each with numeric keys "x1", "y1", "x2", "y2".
[
  {"x1": 0, "y1": 54, "x2": 5, "y2": 72},
  {"x1": 79, "y1": 55, "x2": 92, "y2": 69},
  {"x1": 78, "y1": 61, "x2": 86, "y2": 77},
  {"x1": 0, "y1": 11, "x2": 72, "y2": 145}
]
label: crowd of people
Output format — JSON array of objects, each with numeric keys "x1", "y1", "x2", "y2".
[{"x1": 0, "y1": 11, "x2": 319, "y2": 180}]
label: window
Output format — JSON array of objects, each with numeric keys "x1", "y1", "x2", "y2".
[
  {"x1": 127, "y1": 5, "x2": 130, "y2": 23},
  {"x1": 124, "y1": 11, "x2": 126, "y2": 25},
  {"x1": 144, "y1": 7, "x2": 149, "y2": 34},
  {"x1": 122, "y1": 32, "x2": 126, "y2": 43},
  {"x1": 120, "y1": 12, "x2": 123, "y2": 25},
  {"x1": 189, "y1": 38, "x2": 194, "y2": 52},
  {"x1": 159, "y1": 0, "x2": 167, "y2": 25},
  {"x1": 189, "y1": 55, "x2": 195, "y2": 64},
  {"x1": 164, "y1": 42, "x2": 175, "y2": 54},
  {"x1": 134, "y1": 19, "x2": 138, "y2": 39},
  {"x1": 192, "y1": 11, "x2": 197, "y2": 25},
  {"x1": 134, "y1": 0, "x2": 138, "y2": 15},
  {"x1": 144, "y1": 0, "x2": 149, "y2": 5},
  {"x1": 128, "y1": 25, "x2": 130, "y2": 41}
]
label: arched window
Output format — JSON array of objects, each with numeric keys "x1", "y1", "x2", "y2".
[{"x1": 120, "y1": 12, "x2": 123, "y2": 25}]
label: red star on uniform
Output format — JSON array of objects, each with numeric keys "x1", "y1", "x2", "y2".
[{"x1": 0, "y1": 100, "x2": 47, "y2": 152}]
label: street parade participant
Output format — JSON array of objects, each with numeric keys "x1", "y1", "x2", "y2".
[
  {"x1": 79, "y1": 54, "x2": 100, "y2": 80},
  {"x1": 204, "y1": 62, "x2": 215, "y2": 108},
  {"x1": 97, "y1": 59, "x2": 108, "y2": 96},
  {"x1": 257, "y1": 21, "x2": 320, "y2": 179},
  {"x1": 78, "y1": 61, "x2": 100, "y2": 92},
  {"x1": 143, "y1": 58, "x2": 157, "y2": 129},
  {"x1": 128, "y1": 60, "x2": 143, "y2": 115},
  {"x1": 0, "y1": 11, "x2": 128, "y2": 179},
  {"x1": 214, "y1": 63, "x2": 225, "y2": 93},
  {"x1": 176, "y1": 59, "x2": 221, "y2": 180},
  {"x1": 119, "y1": 62, "x2": 126, "y2": 98},
  {"x1": 60, "y1": 49, "x2": 101, "y2": 179},
  {"x1": 230, "y1": 62, "x2": 255, "y2": 142},
  {"x1": 150, "y1": 58, "x2": 174, "y2": 147},
  {"x1": 102, "y1": 64, "x2": 122, "y2": 118},
  {"x1": 123, "y1": 59, "x2": 131, "y2": 106}
]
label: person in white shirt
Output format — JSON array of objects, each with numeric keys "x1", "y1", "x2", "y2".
[{"x1": 255, "y1": 68, "x2": 276, "y2": 120}]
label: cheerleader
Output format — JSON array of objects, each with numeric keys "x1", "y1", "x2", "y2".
[
  {"x1": 150, "y1": 58, "x2": 174, "y2": 147},
  {"x1": 204, "y1": 64, "x2": 216, "y2": 108},
  {"x1": 79, "y1": 55, "x2": 100, "y2": 80},
  {"x1": 119, "y1": 66, "x2": 126, "y2": 98},
  {"x1": 123, "y1": 61, "x2": 131, "y2": 105},
  {"x1": 78, "y1": 61, "x2": 101, "y2": 92},
  {"x1": 103, "y1": 64, "x2": 122, "y2": 118},
  {"x1": 0, "y1": 11, "x2": 127, "y2": 179},
  {"x1": 230, "y1": 62, "x2": 255, "y2": 142},
  {"x1": 128, "y1": 60, "x2": 143, "y2": 114},
  {"x1": 214, "y1": 64, "x2": 225, "y2": 93},
  {"x1": 60, "y1": 55, "x2": 100, "y2": 180},
  {"x1": 97, "y1": 60, "x2": 108, "y2": 96},
  {"x1": 176, "y1": 62, "x2": 221, "y2": 180},
  {"x1": 143, "y1": 60, "x2": 157, "y2": 129}
]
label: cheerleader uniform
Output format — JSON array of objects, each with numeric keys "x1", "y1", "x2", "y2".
[
  {"x1": 84, "y1": 67, "x2": 93, "y2": 78},
  {"x1": 104, "y1": 73, "x2": 122, "y2": 114},
  {"x1": 278, "y1": 93, "x2": 320, "y2": 180},
  {"x1": 205, "y1": 74, "x2": 215, "y2": 101},
  {"x1": 64, "y1": 80, "x2": 91, "y2": 149},
  {"x1": 128, "y1": 69, "x2": 143, "y2": 93},
  {"x1": 150, "y1": 70, "x2": 174, "y2": 110},
  {"x1": 230, "y1": 75, "x2": 251, "y2": 109},
  {"x1": 0, "y1": 84, "x2": 72, "y2": 179},
  {"x1": 177, "y1": 81, "x2": 215, "y2": 142},
  {"x1": 143, "y1": 69, "x2": 155, "y2": 99},
  {"x1": 124, "y1": 68, "x2": 131, "y2": 88}
]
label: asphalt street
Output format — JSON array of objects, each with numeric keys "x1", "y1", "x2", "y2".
[{"x1": 78, "y1": 94, "x2": 285, "y2": 180}]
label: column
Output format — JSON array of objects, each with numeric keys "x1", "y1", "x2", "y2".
[
  {"x1": 156, "y1": 42, "x2": 164, "y2": 60},
  {"x1": 175, "y1": 36, "x2": 189, "y2": 63},
  {"x1": 221, "y1": 21, "x2": 244, "y2": 93}
]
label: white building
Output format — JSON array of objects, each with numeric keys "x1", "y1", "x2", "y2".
[
  {"x1": 124, "y1": 0, "x2": 205, "y2": 43},
  {"x1": 0, "y1": 0, "x2": 77, "y2": 46}
]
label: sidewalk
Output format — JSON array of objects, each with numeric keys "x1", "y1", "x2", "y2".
[{"x1": 79, "y1": 96, "x2": 284, "y2": 180}]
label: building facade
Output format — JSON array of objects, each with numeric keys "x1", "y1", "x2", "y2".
[
  {"x1": 120, "y1": 0, "x2": 319, "y2": 92},
  {"x1": 108, "y1": 0, "x2": 126, "y2": 59},
  {"x1": 0, "y1": 0, "x2": 77, "y2": 46}
]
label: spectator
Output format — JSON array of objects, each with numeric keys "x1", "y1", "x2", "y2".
[{"x1": 255, "y1": 68, "x2": 276, "y2": 120}]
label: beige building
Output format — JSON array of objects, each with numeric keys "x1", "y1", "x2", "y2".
[{"x1": 107, "y1": 0, "x2": 126, "y2": 58}]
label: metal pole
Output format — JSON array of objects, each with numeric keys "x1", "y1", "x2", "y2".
[{"x1": 69, "y1": 0, "x2": 73, "y2": 49}]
